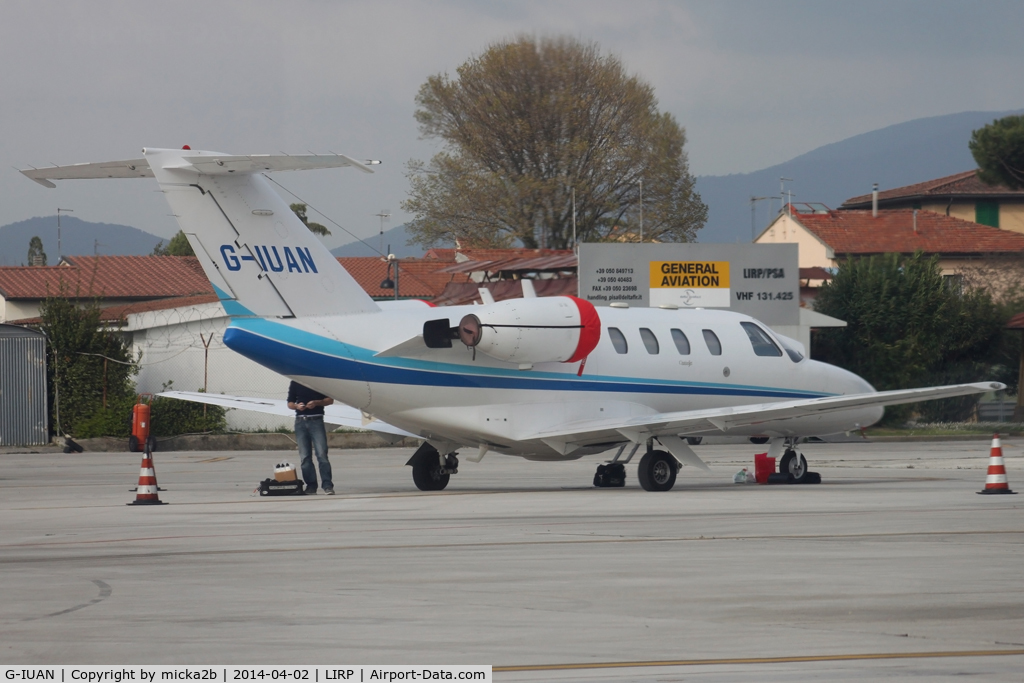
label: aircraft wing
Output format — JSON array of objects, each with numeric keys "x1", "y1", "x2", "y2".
[
  {"x1": 157, "y1": 391, "x2": 417, "y2": 439},
  {"x1": 21, "y1": 159, "x2": 153, "y2": 187},
  {"x1": 527, "y1": 381, "x2": 1004, "y2": 444}
]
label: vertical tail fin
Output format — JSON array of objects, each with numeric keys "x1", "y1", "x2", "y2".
[
  {"x1": 145, "y1": 147, "x2": 380, "y2": 318},
  {"x1": 21, "y1": 147, "x2": 381, "y2": 318}
]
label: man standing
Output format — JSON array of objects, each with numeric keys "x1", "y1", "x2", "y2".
[{"x1": 287, "y1": 381, "x2": 335, "y2": 495}]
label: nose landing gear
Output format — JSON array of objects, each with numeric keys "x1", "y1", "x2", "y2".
[{"x1": 779, "y1": 447, "x2": 809, "y2": 483}]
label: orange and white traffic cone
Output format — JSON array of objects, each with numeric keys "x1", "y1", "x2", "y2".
[
  {"x1": 978, "y1": 434, "x2": 1015, "y2": 495},
  {"x1": 128, "y1": 445, "x2": 167, "y2": 505}
]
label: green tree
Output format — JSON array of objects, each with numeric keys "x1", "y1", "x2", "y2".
[
  {"x1": 40, "y1": 288, "x2": 139, "y2": 438},
  {"x1": 969, "y1": 114, "x2": 1024, "y2": 190},
  {"x1": 403, "y1": 35, "x2": 707, "y2": 249},
  {"x1": 813, "y1": 252, "x2": 1005, "y2": 422},
  {"x1": 152, "y1": 230, "x2": 195, "y2": 256},
  {"x1": 27, "y1": 235, "x2": 47, "y2": 266},
  {"x1": 290, "y1": 203, "x2": 331, "y2": 236}
]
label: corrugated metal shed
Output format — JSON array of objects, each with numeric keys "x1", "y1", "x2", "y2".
[{"x1": 0, "y1": 324, "x2": 48, "y2": 446}]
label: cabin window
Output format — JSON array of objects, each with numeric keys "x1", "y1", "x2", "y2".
[
  {"x1": 702, "y1": 329, "x2": 722, "y2": 356},
  {"x1": 608, "y1": 327, "x2": 628, "y2": 354},
  {"x1": 741, "y1": 322, "x2": 783, "y2": 357},
  {"x1": 639, "y1": 328, "x2": 659, "y2": 354},
  {"x1": 670, "y1": 328, "x2": 690, "y2": 355}
]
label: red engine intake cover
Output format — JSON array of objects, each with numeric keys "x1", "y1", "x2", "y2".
[{"x1": 565, "y1": 296, "x2": 601, "y2": 363}]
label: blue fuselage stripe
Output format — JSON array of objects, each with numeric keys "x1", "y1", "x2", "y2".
[{"x1": 223, "y1": 325, "x2": 827, "y2": 400}]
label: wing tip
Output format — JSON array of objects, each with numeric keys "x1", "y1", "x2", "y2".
[{"x1": 20, "y1": 170, "x2": 56, "y2": 188}]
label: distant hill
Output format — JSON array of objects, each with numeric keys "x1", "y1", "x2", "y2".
[
  {"x1": 331, "y1": 223, "x2": 426, "y2": 258},
  {"x1": 695, "y1": 109, "x2": 1024, "y2": 244},
  {"x1": 0, "y1": 216, "x2": 165, "y2": 266}
]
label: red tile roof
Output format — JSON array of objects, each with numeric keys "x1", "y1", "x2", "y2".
[
  {"x1": 792, "y1": 209, "x2": 1024, "y2": 255},
  {"x1": 337, "y1": 257, "x2": 471, "y2": 299},
  {"x1": 8, "y1": 293, "x2": 223, "y2": 326},
  {"x1": 799, "y1": 267, "x2": 833, "y2": 281},
  {"x1": 1007, "y1": 312, "x2": 1024, "y2": 330},
  {"x1": 0, "y1": 256, "x2": 213, "y2": 300},
  {"x1": 842, "y1": 170, "x2": 1024, "y2": 208},
  {"x1": 96, "y1": 293, "x2": 222, "y2": 321}
]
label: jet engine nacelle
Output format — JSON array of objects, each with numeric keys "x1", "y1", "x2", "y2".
[{"x1": 457, "y1": 296, "x2": 600, "y2": 365}]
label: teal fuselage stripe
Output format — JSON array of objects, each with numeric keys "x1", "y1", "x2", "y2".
[{"x1": 222, "y1": 320, "x2": 829, "y2": 400}]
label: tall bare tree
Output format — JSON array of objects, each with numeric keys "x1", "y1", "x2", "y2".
[{"x1": 403, "y1": 36, "x2": 707, "y2": 249}]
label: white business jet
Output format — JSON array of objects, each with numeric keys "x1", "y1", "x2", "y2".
[{"x1": 22, "y1": 147, "x2": 1002, "y2": 491}]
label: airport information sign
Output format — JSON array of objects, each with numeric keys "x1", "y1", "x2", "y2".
[{"x1": 578, "y1": 243, "x2": 799, "y2": 325}]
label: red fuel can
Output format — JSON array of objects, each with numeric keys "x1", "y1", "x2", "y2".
[{"x1": 753, "y1": 453, "x2": 776, "y2": 484}]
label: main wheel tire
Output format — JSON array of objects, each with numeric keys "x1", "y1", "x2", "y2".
[
  {"x1": 411, "y1": 448, "x2": 451, "y2": 491},
  {"x1": 128, "y1": 435, "x2": 139, "y2": 453},
  {"x1": 637, "y1": 450, "x2": 678, "y2": 492},
  {"x1": 749, "y1": 436, "x2": 770, "y2": 445},
  {"x1": 780, "y1": 450, "x2": 809, "y2": 483},
  {"x1": 686, "y1": 436, "x2": 703, "y2": 446}
]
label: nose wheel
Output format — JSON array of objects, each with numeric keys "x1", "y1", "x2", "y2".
[{"x1": 779, "y1": 449, "x2": 808, "y2": 483}]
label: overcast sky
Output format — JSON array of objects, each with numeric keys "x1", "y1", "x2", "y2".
[{"x1": 3, "y1": 0, "x2": 1023, "y2": 247}]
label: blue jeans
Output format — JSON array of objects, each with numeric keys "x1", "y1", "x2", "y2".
[{"x1": 295, "y1": 416, "x2": 332, "y2": 490}]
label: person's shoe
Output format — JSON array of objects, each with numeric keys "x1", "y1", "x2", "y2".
[
  {"x1": 323, "y1": 488, "x2": 335, "y2": 495},
  {"x1": 304, "y1": 487, "x2": 317, "y2": 495}
]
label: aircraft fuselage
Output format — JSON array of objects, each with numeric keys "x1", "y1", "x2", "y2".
[{"x1": 222, "y1": 301, "x2": 881, "y2": 459}]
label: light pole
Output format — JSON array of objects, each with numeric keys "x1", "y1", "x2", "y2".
[
  {"x1": 639, "y1": 178, "x2": 643, "y2": 242},
  {"x1": 57, "y1": 208, "x2": 73, "y2": 261}
]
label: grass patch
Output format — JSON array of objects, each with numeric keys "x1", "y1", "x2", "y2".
[{"x1": 866, "y1": 422, "x2": 1024, "y2": 437}]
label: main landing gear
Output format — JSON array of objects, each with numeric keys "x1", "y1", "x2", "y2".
[
  {"x1": 637, "y1": 450, "x2": 678, "y2": 491},
  {"x1": 593, "y1": 442, "x2": 681, "y2": 492},
  {"x1": 407, "y1": 442, "x2": 459, "y2": 491}
]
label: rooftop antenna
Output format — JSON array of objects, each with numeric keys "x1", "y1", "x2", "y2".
[
  {"x1": 749, "y1": 196, "x2": 780, "y2": 241},
  {"x1": 373, "y1": 209, "x2": 391, "y2": 255},
  {"x1": 780, "y1": 178, "x2": 793, "y2": 215},
  {"x1": 57, "y1": 208, "x2": 73, "y2": 261}
]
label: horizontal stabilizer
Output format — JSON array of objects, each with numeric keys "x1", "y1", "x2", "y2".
[
  {"x1": 180, "y1": 153, "x2": 375, "y2": 175},
  {"x1": 21, "y1": 158, "x2": 153, "y2": 187},
  {"x1": 20, "y1": 152, "x2": 374, "y2": 188}
]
